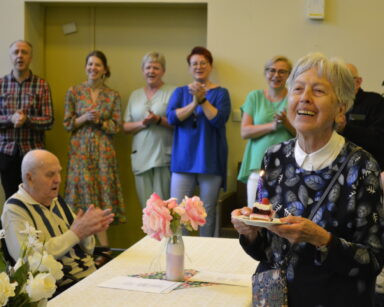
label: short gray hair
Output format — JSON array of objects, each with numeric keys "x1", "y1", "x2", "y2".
[
  {"x1": 141, "y1": 51, "x2": 166, "y2": 70},
  {"x1": 9, "y1": 40, "x2": 33, "y2": 56},
  {"x1": 287, "y1": 52, "x2": 355, "y2": 111},
  {"x1": 9, "y1": 40, "x2": 33, "y2": 50}
]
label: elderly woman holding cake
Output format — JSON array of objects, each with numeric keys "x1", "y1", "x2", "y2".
[{"x1": 232, "y1": 53, "x2": 384, "y2": 306}]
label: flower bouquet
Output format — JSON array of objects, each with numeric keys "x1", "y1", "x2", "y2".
[
  {"x1": 0, "y1": 222, "x2": 64, "y2": 307},
  {"x1": 141, "y1": 193, "x2": 207, "y2": 281}
]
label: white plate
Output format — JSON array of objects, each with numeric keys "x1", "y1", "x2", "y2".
[{"x1": 234, "y1": 216, "x2": 284, "y2": 227}]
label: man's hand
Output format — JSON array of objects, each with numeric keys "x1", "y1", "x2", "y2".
[
  {"x1": 70, "y1": 205, "x2": 114, "y2": 240},
  {"x1": 11, "y1": 109, "x2": 27, "y2": 128}
]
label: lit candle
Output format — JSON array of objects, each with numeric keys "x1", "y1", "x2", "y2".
[{"x1": 257, "y1": 170, "x2": 265, "y2": 202}]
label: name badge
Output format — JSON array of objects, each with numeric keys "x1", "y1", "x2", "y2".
[{"x1": 348, "y1": 113, "x2": 366, "y2": 121}]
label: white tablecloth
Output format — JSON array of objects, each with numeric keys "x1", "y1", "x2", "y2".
[{"x1": 48, "y1": 236, "x2": 258, "y2": 307}]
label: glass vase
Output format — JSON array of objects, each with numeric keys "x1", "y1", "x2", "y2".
[{"x1": 166, "y1": 232, "x2": 184, "y2": 281}]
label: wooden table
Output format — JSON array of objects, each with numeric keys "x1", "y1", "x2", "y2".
[{"x1": 48, "y1": 236, "x2": 258, "y2": 307}]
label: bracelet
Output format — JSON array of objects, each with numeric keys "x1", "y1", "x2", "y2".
[
  {"x1": 156, "y1": 116, "x2": 162, "y2": 125},
  {"x1": 198, "y1": 97, "x2": 207, "y2": 105}
]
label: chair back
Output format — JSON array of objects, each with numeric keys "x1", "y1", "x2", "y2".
[{"x1": 0, "y1": 219, "x2": 16, "y2": 266}]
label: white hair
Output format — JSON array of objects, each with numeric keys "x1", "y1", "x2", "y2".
[{"x1": 287, "y1": 52, "x2": 355, "y2": 111}]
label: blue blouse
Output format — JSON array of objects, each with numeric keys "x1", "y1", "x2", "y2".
[{"x1": 167, "y1": 85, "x2": 231, "y2": 189}]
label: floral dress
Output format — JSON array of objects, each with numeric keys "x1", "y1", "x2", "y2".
[{"x1": 63, "y1": 82, "x2": 126, "y2": 223}]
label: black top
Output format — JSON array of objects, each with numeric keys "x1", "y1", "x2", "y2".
[
  {"x1": 240, "y1": 139, "x2": 384, "y2": 307},
  {"x1": 342, "y1": 88, "x2": 384, "y2": 170}
]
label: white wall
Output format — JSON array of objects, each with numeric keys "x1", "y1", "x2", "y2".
[{"x1": 0, "y1": 0, "x2": 383, "y2": 194}]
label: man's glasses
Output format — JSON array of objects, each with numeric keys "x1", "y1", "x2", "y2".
[{"x1": 265, "y1": 68, "x2": 289, "y2": 76}]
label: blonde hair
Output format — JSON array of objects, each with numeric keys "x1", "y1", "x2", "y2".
[
  {"x1": 264, "y1": 55, "x2": 292, "y2": 73},
  {"x1": 141, "y1": 51, "x2": 166, "y2": 70}
]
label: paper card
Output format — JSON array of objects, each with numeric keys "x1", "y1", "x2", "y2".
[
  {"x1": 189, "y1": 271, "x2": 250, "y2": 287},
  {"x1": 98, "y1": 276, "x2": 181, "y2": 294}
]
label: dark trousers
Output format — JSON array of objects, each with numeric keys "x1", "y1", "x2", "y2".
[
  {"x1": 0, "y1": 151, "x2": 23, "y2": 199},
  {"x1": 375, "y1": 293, "x2": 384, "y2": 307}
]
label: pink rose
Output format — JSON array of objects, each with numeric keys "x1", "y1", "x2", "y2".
[
  {"x1": 142, "y1": 193, "x2": 173, "y2": 241},
  {"x1": 182, "y1": 196, "x2": 207, "y2": 230},
  {"x1": 165, "y1": 198, "x2": 178, "y2": 210},
  {"x1": 173, "y1": 206, "x2": 186, "y2": 218}
]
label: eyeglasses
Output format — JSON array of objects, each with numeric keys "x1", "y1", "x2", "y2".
[
  {"x1": 265, "y1": 68, "x2": 289, "y2": 76},
  {"x1": 190, "y1": 61, "x2": 208, "y2": 68}
]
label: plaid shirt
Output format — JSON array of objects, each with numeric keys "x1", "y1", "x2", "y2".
[{"x1": 0, "y1": 71, "x2": 54, "y2": 155}]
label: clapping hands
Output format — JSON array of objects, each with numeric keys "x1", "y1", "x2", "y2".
[
  {"x1": 188, "y1": 81, "x2": 206, "y2": 104},
  {"x1": 273, "y1": 111, "x2": 288, "y2": 128},
  {"x1": 11, "y1": 109, "x2": 27, "y2": 128},
  {"x1": 84, "y1": 109, "x2": 100, "y2": 124},
  {"x1": 71, "y1": 205, "x2": 115, "y2": 240},
  {"x1": 142, "y1": 110, "x2": 160, "y2": 126}
]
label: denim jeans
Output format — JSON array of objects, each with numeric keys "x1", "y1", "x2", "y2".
[{"x1": 170, "y1": 172, "x2": 222, "y2": 237}]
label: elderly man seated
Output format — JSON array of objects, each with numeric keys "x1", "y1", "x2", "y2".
[{"x1": 1, "y1": 149, "x2": 115, "y2": 287}]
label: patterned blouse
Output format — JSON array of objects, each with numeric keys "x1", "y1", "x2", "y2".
[{"x1": 241, "y1": 139, "x2": 384, "y2": 306}]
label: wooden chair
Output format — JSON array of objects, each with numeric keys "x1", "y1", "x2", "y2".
[{"x1": 216, "y1": 162, "x2": 247, "y2": 238}]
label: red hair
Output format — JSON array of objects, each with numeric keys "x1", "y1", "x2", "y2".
[{"x1": 186, "y1": 46, "x2": 213, "y2": 65}]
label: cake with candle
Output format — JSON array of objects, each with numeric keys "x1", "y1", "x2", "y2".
[{"x1": 249, "y1": 198, "x2": 275, "y2": 221}]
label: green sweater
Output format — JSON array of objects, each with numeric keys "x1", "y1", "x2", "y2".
[{"x1": 238, "y1": 89, "x2": 293, "y2": 183}]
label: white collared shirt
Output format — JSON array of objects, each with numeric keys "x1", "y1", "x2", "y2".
[{"x1": 295, "y1": 131, "x2": 345, "y2": 171}]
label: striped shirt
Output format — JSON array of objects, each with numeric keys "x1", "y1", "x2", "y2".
[
  {"x1": 0, "y1": 71, "x2": 54, "y2": 155},
  {"x1": 1, "y1": 186, "x2": 96, "y2": 284}
]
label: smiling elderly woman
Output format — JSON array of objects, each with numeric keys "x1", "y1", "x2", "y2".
[
  {"x1": 123, "y1": 52, "x2": 175, "y2": 208},
  {"x1": 232, "y1": 53, "x2": 384, "y2": 306}
]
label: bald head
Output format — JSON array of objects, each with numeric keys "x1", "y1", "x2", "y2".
[
  {"x1": 21, "y1": 150, "x2": 62, "y2": 206},
  {"x1": 22, "y1": 150, "x2": 57, "y2": 182},
  {"x1": 346, "y1": 63, "x2": 362, "y2": 94}
]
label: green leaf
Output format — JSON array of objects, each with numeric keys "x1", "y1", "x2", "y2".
[
  {"x1": 11, "y1": 262, "x2": 29, "y2": 295},
  {"x1": 6, "y1": 292, "x2": 32, "y2": 307},
  {"x1": 0, "y1": 252, "x2": 6, "y2": 272}
]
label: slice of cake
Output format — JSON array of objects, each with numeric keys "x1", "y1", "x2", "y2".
[{"x1": 250, "y1": 198, "x2": 275, "y2": 221}]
